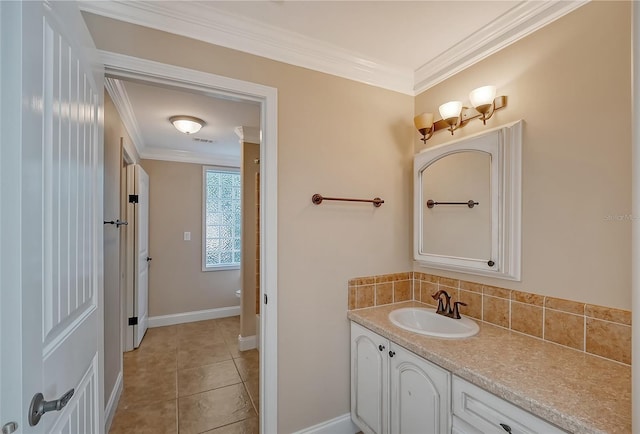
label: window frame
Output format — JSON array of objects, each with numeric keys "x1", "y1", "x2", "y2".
[{"x1": 202, "y1": 165, "x2": 242, "y2": 272}]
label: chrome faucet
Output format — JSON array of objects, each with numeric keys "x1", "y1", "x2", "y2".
[{"x1": 431, "y1": 290, "x2": 467, "y2": 319}]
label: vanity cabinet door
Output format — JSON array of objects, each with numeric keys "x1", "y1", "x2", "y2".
[
  {"x1": 351, "y1": 322, "x2": 389, "y2": 434},
  {"x1": 389, "y1": 345, "x2": 451, "y2": 434}
]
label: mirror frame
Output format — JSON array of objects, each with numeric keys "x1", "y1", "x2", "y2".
[{"x1": 414, "y1": 120, "x2": 523, "y2": 281}]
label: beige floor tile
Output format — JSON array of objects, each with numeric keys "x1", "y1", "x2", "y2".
[
  {"x1": 120, "y1": 368, "x2": 177, "y2": 409},
  {"x1": 178, "y1": 383, "x2": 255, "y2": 434},
  {"x1": 114, "y1": 316, "x2": 260, "y2": 434},
  {"x1": 133, "y1": 326, "x2": 179, "y2": 355},
  {"x1": 177, "y1": 319, "x2": 219, "y2": 335},
  {"x1": 178, "y1": 359, "x2": 242, "y2": 397},
  {"x1": 123, "y1": 350, "x2": 177, "y2": 377},
  {"x1": 233, "y1": 350, "x2": 259, "y2": 382},
  {"x1": 227, "y1": 339, "x2": 242, "y2": 359},
  {"x1": 204, "y1": 416, "x2": 259, "y2": 434},
  {"x1": 244, "y1": 378, "x2": 259, "y2": 414},
  {"x1": 109, "y1": 399, "x2": 177, "y2": 434},
  {"x1": 179, "y1": 329, "x2": 228, "y2": 348},
  {"x1": 178, "y1": 341, "x2": 232, "y2": 369}
]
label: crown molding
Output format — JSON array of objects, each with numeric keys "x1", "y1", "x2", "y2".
[
  {"x1": 140, "y1": 147, "x2": 240, "y2": 168},
  {"x1": 79, "y1": 0, "x2": 414, "y2": 95},
  {"x1": 234, "y1": 126, "x2": 261, "y2": 145},
  {"x1": 413, "y1": 0, "x2": 588, "y2": 94},
  {"x1": 86, "y1": 1, "x2": 587, "y2": 97},
  {"x1": 104, "y1": 77, "x2": 146, "y2": 155}
]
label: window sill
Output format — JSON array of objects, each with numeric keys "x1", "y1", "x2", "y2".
[{"x1": 202, "y1": 265, "x2": 241, "y2": 272}]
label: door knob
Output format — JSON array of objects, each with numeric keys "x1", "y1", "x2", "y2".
[
  {"x1": 146, "y1": 257, "x2": 152, "y2": 262},
  {"x1": 28, "y1": 389, "x2": 74, "y2": 426}
]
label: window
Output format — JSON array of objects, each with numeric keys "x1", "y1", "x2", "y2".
[{"x1": 203, "y1": 166, "x2": 241, "y2": 270}]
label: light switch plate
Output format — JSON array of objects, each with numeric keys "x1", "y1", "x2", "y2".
[{"x1": 184, "y1": 231, "x2": 191, "y2": 241}]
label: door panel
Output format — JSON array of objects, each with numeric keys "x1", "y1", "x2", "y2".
[
  {"x1": 351, "y1": 322, "x2": 388, "y2": 434},
  {"x1": 0, "y1": 1, "x2": 104, "y2": 432},
  {"x1": 390, "y1": 346, "x2": 450, "y2": 434}
]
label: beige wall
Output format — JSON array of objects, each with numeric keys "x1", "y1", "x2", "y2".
[
  {"x1": 414, "y1": 1, "x2": 631, "y2": 310},
  {"x1": 241, "y1": 142, "x2": 260, "y2": 338},
  {"x1": 103, "y1": 92, "x2": 137, "y2": 409},
  {"x1": 84, "y1": 12, "x2": 414, "y2": 432},
  {"x1": 140, "y1": 159, "x2": 241, "y2": 317}
]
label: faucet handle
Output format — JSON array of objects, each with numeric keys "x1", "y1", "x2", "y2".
[{"x1": 451, "y1": 301, "x2": 467, "y2": 319}]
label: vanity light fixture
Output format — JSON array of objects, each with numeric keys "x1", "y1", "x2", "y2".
[
  {"x1": 469, "y1": 85, "x2": 497, "y2": 125},
  {"x1": 414, "y1": 112, "x2": 435, "y2": 143},
  {"x1": 439, "y1": 101, "x2": 463, "y2": 135},
  {"x1": 414, "y1": 86, "x2": 507, "y2": 142},
  {"x1": 170, "y1": 115, "x2": 205, "y2": 135}
]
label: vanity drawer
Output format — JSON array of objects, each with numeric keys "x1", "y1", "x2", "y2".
[{"x1": 452, "y1": 376, "x2": 567, "y2": 434}]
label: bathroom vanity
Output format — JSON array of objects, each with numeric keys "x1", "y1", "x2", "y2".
[{"x1": 348, "y1": 301, "x2": 631, "y2": 434}]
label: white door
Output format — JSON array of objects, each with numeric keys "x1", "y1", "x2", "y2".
[
  {"x1": 0, "y1": 1, "x2": 104, "y2": 433},
  {"x1": 133, "y1": 164, "x2": 149, "y2": 348}
]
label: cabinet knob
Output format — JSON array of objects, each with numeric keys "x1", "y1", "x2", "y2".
[
  {"x1": 499, "y1": 423, "x2": 512, "y2": 433},
  {"x1": 378, "y1": 344, "x2": 385, "y2": 351},
  {"x1": 388, "y1": 350, "x2": 396, "y2": 357},
  {"x1": 488, "y1": 260, "x2": 495, "y2": 267}
]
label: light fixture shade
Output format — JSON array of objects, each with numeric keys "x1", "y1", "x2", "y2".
[
  {"x1": 170, "y1": 115, "x2": 204, "y2": 134},
  {"x1": 438, "y1": 101, "x2": 463, "y2": 121},
  {"x1": 469, "y1": 85, "x2": 496, "y2": 109},
  {"x1": 414, "y1": 112, "x2": 434, "y2": 131}
]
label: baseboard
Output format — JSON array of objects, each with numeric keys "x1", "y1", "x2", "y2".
[
  {"x1": 104, "y1": 371, "x2": 123, "y2": 433},
  {"x1": 148, "y1": 306, "x2": 241, "y2": 327},
  {"x1": 256, "y1": 313, "x2": 261, "y2": 352},
  {"x1": 238, "y1": 334, "x2": 257, "y2": 351},
  {"x1": 292, "y1": 413, "x2": 359, "y2": 434}
]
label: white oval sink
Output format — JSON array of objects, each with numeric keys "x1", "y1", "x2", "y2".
[{"x1": 388, "y1": 307, "x2": 479, "y2": 339}]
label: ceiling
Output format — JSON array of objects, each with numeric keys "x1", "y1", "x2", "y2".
[
  {"x1": 109, "y1": 79, "x2": 260, "y2": 166},
  {"x1": 85, "y1": 0, "x2": 586, "y2": 163}
]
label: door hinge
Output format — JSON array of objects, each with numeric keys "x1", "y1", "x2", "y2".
[
  {"x1": 264, "y1": 294, "x2": 268, "y2": 305},
  {"x1": 128, "y1": 317, "x2": 138, "y2": 326},
  {"x1": 128, "y1": 194, "x2": 139, "y2": 204}
]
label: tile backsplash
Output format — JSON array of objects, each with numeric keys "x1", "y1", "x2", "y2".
[{"x1": 348, "y1": 272, "x2": 631, "y2": 365}]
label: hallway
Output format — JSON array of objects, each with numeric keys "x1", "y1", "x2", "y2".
[{"x1": 109, "y1": 316, "x2": 259, "y2": 433}]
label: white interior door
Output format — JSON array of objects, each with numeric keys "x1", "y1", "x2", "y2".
[
  {"x1": 0, "y1": 1, "x2": 104, "y2": 433},
  {"x1": 133, "y1": 165, "x2": 149, "y2": 348}
]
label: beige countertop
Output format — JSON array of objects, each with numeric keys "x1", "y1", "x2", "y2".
[{"x1": 347, "y1": 301, "x2": 631, "y2": 434}]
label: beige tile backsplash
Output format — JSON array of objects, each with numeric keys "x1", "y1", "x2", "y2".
[{"x1": 348, "y1": 271, "x2": 631, "y2": 365}]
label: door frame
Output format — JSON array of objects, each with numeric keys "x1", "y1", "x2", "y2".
[
  {"x1": 120, "y1": 145, "x2": 135, "y2": 352},
  {"x1": 100, "y1": 51, "x2": 279, "y2": 433}
]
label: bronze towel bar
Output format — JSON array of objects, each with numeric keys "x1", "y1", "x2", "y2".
[
  {"x1": 427, "y1": 200, "x2": 478, "y2": 209},
  {"x1": 312, "y1": 194, "x2": 384, "y2": 207}
]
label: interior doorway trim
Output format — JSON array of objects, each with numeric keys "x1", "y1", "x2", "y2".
[{"x1": 100, "y1": 51, "x2": 279, "y2": 433}]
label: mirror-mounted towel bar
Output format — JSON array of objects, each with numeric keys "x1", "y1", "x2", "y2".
[
  {"x1": 426, "y1": 200, "x2": 478, "y2": 209},
  {"x1": 312, "y1": 193, "x2": 384, "y2": 207}
]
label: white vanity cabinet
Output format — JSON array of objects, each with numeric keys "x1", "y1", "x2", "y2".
[
  {"x1": 350, "y1": 322, "x2": 450, "y2": 434},
  {"x1": 451, "y1": 376, "x2": 567, "y2": 434}
]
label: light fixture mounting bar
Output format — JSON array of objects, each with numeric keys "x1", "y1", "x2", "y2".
[{"x1": 430, "y1": 95, "x2": 507, "y2": 134}]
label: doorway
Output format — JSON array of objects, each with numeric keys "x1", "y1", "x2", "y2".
[{"x1": 102, "y1": 52, "x2": 278, "y2": 433}]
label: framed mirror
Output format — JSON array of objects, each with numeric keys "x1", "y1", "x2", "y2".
[{"x1": 414, "y1": 120, "x2": 522, "y2": 280}]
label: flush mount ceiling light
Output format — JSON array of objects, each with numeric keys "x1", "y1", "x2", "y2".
[
  {"x1": 170, "y1": 115, "x2": 205, "y2": 135},
  {"x1": 414, "y1": 86, "x2": 507, "y2": 143}
]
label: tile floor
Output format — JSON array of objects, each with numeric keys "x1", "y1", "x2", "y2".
[{"x1": 109, "y1": 316, "x2": 259, "y2": 434}]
